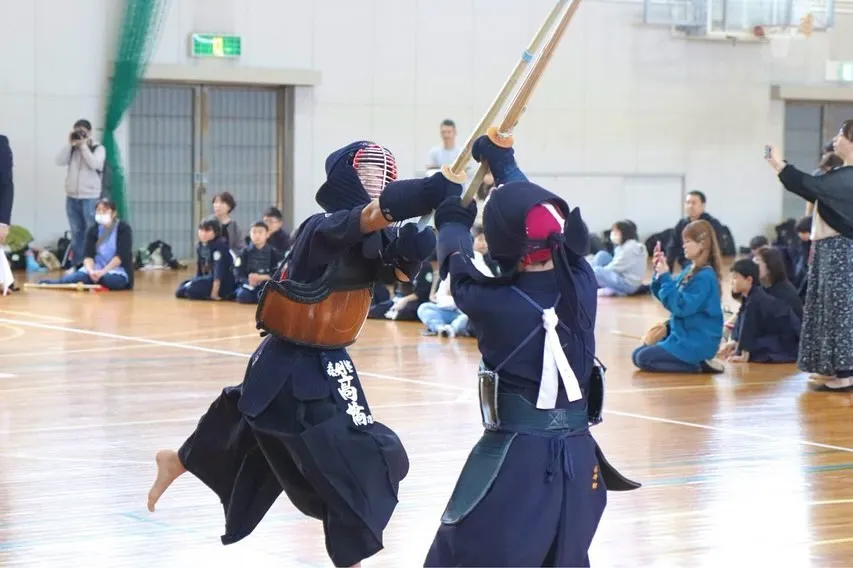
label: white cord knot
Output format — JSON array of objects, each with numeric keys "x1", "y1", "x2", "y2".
[{"x1": 536, "y1": 307, "x2": 583, "y2": 409}]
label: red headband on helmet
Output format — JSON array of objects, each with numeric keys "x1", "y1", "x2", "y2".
[{"x1": 523, "y1": 202, "x2": 564, "y2": 265}]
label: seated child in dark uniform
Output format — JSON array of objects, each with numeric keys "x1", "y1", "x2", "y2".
[
  {"x1": 175, "y1": 218, "x2": 235, "y2": 301},
  {"x1": 262, "y1": 207, "x2": 291, "y2": 253},
  {"x1": 718, "y1": 258, "x2": 800, "y2": 363},
  {"x1": 234, "y1": 221, "x2": 284, "y2": 304}
]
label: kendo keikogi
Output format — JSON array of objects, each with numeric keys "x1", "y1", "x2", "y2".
[
  {"x1": 147, "y1": 141, "x2": 462, "y2": 567},
  {"x1": 423, "y1": 132, "x2": 640, "y2": 567}
]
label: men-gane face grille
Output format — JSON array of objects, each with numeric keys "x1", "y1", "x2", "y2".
[{"x1": 353, "y1": 144, "x2": 397, "y2": 199}]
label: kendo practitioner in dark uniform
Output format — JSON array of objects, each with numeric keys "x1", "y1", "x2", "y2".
[
  {"x1": 234, "y1": 221, "x2": 285, "y2": 304},
  {"x1": 720, "y1": 258, "x2": 800, "y2": 364},
  {"x1": 175, "y1": 218, "x2": 235, "y2": 301},
  {"x1": 424, "y1": 132, "x2": 639, "y2": 567},
  {"x1": 147, "y1": 141, "x2": 460, "y2": 568}
]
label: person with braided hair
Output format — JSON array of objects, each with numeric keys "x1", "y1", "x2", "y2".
[
  {"x1": 147, "y1": 141, "x2": 461, "y2": 567},
  {"x1": 633, "y1": 219, "x2": 725, "y2": 374},
  {"x1": 423, "y1": 134, "x2": 639, "y2": 567}
]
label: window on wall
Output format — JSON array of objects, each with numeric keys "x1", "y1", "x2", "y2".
[
  {"x1": 782, "y1": 103, "x2": 822, "y2": 221},
  {"x1": 782, "y1": 102, "x2": 853, "y2": 222}
]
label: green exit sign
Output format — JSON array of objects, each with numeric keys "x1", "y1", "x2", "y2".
[{"x1": 190, "y1": 33, "x2": 241, "y2": 58}]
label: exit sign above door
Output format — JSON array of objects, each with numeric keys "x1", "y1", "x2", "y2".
[{"x1": 190, "y1": 33, "x2": 242, "y2": 58}]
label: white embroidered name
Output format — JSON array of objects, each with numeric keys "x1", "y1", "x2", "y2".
[{"x1": 326, "y1": 360, "x2": 374, "y2": 426}]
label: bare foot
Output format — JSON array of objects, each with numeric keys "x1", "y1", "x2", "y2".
[{"x1": 147, "y1": 449, "x2": 186, "y2": 512}]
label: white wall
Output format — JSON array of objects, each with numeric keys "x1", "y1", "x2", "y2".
[{"x1": 2, "y1": 0, "x2": 851, "y2": 247}]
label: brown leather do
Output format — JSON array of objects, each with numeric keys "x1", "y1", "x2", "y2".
[{"x1": 256, "y1": 283, "x2": 373, "y2": 350}]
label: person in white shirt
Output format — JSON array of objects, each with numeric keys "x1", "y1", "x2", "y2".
[
  {"x1": 591, "y1": 220, "x2": 648, "y2": 296},
  {"x1": 416, "y1": 272, "x2": 469, "y2": 338},
  {"x1": 426, "y1": 119, "x2": 460, "y2": 170}
]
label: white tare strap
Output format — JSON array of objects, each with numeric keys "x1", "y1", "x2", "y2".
[{"x1": 536, "y1": 308, "x2": 583, "y2": 409}]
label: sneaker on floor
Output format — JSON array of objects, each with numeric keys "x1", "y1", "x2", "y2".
[
  {"x1": 812, "y1": 377, "x2": 853, "y2": 392},
  {"x1": 421, "y1": 329, "x2": 437, "y2": 337},
  {"x1": 597, "y1": 288, "x2": 616, "y2": 297},
  {"x1": 700, "y1": 358, "x2": 725, "y2": 374}
]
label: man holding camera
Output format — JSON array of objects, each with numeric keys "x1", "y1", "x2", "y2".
[{"x1": 55, "y1": 119, "x2": 106, "y2": 267}]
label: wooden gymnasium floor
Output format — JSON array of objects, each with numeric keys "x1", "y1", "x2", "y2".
[{"x1": 2, "y1": 268, "x2": 853, "y2": 567}]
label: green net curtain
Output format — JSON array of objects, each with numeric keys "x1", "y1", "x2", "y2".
[{"x1": 101, "y1": 0, "x2": 170, "y2": 219}]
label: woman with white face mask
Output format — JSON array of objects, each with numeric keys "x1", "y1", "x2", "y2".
[
  {"x1": 39, "y1": 198, "x2": 134, "y2": 290},
  {"x1": 589, "y1": 220, "x2": 648, "y2": 296}
]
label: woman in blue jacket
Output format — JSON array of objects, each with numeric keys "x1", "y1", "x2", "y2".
[{"x1": 633, "y1": 219, "x2": 725, "y2": 373}]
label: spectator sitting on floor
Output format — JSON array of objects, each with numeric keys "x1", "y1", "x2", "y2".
[
  {"x1": 39, "y1": 198, "x2": 133, "y2": 291},
  {"x1": 590, "y1": 220, "x2": 648, "y2": 296}
]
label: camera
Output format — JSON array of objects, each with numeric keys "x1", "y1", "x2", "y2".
[{"x1": 70, "y1": 129, "x2": 88, "y2": 142}]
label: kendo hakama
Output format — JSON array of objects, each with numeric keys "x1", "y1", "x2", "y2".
[
  {"x1": 177, "y1": 337, "x2": 408, "y2": 566},
  {"x1": 424, "y1": 135, "x2": 640, "y2": 567}
]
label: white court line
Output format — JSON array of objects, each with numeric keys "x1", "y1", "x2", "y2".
[
  {"x1": 606, "y1": 410, "x2": 853, "y2": 454},
  {"x1": 0, "y1": 318, "x2": 465, "y2": 393},
  {"x1": 4, "y1": 317, "x2": 853, "y2": 455},
  {"x1": 0, "y1": 372, "x2": 16, "y2": 378},
  {"x1": 0, "y1": 399, "x2": 469, "y2": 436}
]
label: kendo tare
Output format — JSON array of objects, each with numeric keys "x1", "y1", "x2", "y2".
[
  {"x1": 146, "y1": 141, "x2": 462, "y2": 568},
  {"x1": 423, "y1": 131, "x2": 640, "y2": 567}
]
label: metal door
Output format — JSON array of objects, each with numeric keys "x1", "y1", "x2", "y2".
[
  {"x1": 128, "y1": 84, "x2": 285, "y2": 260},
  {"x1": 199, "y1": 86, "x2": 280, "y2": 242},
  {"x1": 127, "y1": 84, "x2": 196, "y2": 259}
]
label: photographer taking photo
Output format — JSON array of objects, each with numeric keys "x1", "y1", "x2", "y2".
[{"x1": 55, "y1": 119, "x2": 106, "y2": 268}]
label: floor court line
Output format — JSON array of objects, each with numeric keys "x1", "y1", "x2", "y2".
[
  {"x1": 4, "y1": 317, "x2": 853, "y2": 455},
  {"x1": 0, "y1": 318, "x2": 465, "y2": 392},
  {"x1": 0, "y1": 309, "x2": 73, "y2": 323},
  {"x1": 0, "y1": 399, "x2": 467, "y2": 436}
]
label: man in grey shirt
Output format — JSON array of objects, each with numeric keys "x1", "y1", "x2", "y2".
[{"x1": 55, "y1": 119, "x2": 106, "y2": 266}]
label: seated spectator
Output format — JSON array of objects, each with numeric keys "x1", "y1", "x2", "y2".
[
  {"x1": 176, "y1": 219, "x2": 234, "y2": 301},
  {"x1": 39, "y1": 198, "x2": 133, "y2": 291},
  {"x1": 718, "y1": 259, "x2": 800, "y2": 363},
  {"x1": 262, "y1": 206, "x2": 291, "y2": 253},
  {"x1": 754, "y1": 246, "x2": 803, "y2": 320},
  {"x1": 792, "y1": 216, "x2": 812, "y2": 300},
  {"x1": 368, "y1": 258, "x2": 433, "y2": 321},
  {"x1": 234, "y1": 222, "x2": 284, "y2": 304},
  {"x1": 590, "y1": 220, "x2": 648, "y2": 296},
  {"x1": 633, "y1": 220, "x2": 724, "y2": 373},
  {"x1": 665, "y1": 190, "x2": 729, "y2": 271},
  {"x1": 417, "y1": 274, "x2": 469, "y2": 337},
  {"x1": 748, "y1": 235, "x2": 769, "y2": 257},
  {"x1": 471, "y1": 224, "x2": 498, "y2": 276},
  {"x1": 211, "y1": 192, "x2": 243, "y2": 252}
]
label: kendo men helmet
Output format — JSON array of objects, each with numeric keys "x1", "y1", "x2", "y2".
[{"x1": 316, "y1": 141, "x2": 398, "y2": 212}]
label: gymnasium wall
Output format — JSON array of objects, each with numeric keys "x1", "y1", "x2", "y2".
[{"x1": 2, "y1": 0, "x2": 851, "y2": 246}]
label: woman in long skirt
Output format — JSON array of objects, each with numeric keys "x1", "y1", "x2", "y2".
[{"x1": 767, "y1": 119, "x2": 853, "y2": 391}]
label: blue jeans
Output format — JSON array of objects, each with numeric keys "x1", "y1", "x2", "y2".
[
  {"x1": 66, "y1": 197, "x2": 98, "y2": 265},
  {"x1": 591, "y1": 251, "x2": 639, "y2": 296},
  {"x1": 417, "y1": 302, "x2": 469, "y2": 335},
  {"x1": 632, "y1": 345, "x2": 702, "y2": 373},
  {"x1": 41, "y1": 268, "x2": 130, "y2": 291}
]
